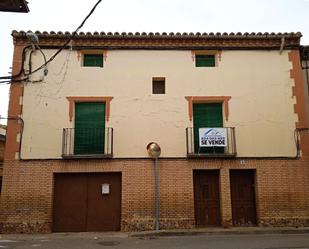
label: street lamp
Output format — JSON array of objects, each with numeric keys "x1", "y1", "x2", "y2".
[
  {"x1": 146, "y1": 142, "x2": 161, "y2": 230},
  {"x1": 26, "y1": 32, "x2": 48, "y2": 76}
]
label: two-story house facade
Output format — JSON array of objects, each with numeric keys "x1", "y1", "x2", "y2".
[{"x1": 0, "y1": 31, "x2": 308, "y2": 233}]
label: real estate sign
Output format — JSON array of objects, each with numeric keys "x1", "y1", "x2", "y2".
[{"x1": 199, "y1": 128, "x2": 227, "y2": 147}]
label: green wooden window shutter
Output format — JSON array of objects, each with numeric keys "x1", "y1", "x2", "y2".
[
  {"x1": 195, "y1": 54, "x2": 215, "y2": 67},
  {"x1": 74, "y1": 102, "x2": 105, "y2": 155},
  {"x1": 193, "y1": 103, "x2": 223, "y2": 154},
  {"x1": 83, "y1": 54, "x2": 104, "y2": 67}
]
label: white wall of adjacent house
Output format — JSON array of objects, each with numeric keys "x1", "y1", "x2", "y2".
[
  {"x1": 0, "y1": 127, "x2": 6, "y2": 136},
  {"x1": 20, "y1": 49, "x2": 298, "y2": 158}
]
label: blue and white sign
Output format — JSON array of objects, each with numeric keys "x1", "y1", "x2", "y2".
[{"x1": 199, "y1": 128, "x2": 227, "y2": 147}]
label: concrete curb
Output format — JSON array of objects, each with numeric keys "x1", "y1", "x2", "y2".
[
  {"x1": 1, "y1": 227, "x2": 309, "y2": 240},
  {"x1": 0, "y1": 232, "x2": 130, "y2": 240},
  {"x1": 129, "y1": 227, "x2": 309, "y2": 237}
]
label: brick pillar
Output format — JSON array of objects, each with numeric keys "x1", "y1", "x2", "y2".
[
  {"x1": 220, "y1": 168, "x2": 232, "y2": 227},
  {"x1": 4, "y1": 44, "x2": 25, "y2": 160}
]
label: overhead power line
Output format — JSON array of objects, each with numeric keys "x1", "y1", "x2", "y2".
[{"x1": 0, "y1": 0, "x2": 102, "y2": 85}]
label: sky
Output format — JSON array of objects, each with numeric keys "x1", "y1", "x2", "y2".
[{"x1": 0, "y1": 0, "x2": 309, "y2": 124}]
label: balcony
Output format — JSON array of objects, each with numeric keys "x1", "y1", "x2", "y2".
[
  {"x1": 62, "y1": 127, "x2": 113, "y2": 159},
  {"x1": 186, "y1": 127, "x2": 236, "y2": 157}
]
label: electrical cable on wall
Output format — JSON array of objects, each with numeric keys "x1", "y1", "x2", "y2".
[
  {"x1": 0, "y1": 45, "x2": 31, "y2": 82},
  {"x1": 0, "y1": 0, "x2": 102, "y2": 85},
  {"x1": 35, "y1": 49, "x2": 71, "y2": 104}
]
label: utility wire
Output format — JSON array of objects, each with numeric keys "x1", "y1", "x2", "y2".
[
  {"x1": 29, "y1": 0, "x2": 102, "y2": 75},
  {"x1": 0, "y1": 45, "x2": 31, "y2": 81},
  {"x1": 0, "y1": 78, "x2": 26, "y2": 84},
  {"x1": 0, "y1": 0, "x2": 102, "y2": 84},
  {"x1": 0, "y1": 80, "x2": 12, "y2": 84}
]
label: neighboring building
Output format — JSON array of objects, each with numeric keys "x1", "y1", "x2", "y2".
[
  {"x1": 0, "y1": 124, "x2": 6, "y2": 193},
  {"x1": 0, "y1": 0, "x2": 29, "y2": 13},
  {"x1": 301, "y1": 46, "x2": 309, "y2": 126},
  {"x1": 0, "y1": 31, "x2": 309, "y2": 233}
]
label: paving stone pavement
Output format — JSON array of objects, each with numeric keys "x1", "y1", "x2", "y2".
[{"x1": 0, "y1": 228, "x2": 309, "y2": 249}]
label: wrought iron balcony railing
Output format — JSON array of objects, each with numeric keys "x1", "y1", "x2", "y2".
[
  {"x1": 62, "y1": 127, "x2": 113, "y2": 158},
  {"x1": 186, "y1": 127, "x2": 237, "y2": 157}
]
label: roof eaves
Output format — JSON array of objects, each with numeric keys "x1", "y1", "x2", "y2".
[{"x1": 11, "y1": 30, "x2": 303, "y2": 39}]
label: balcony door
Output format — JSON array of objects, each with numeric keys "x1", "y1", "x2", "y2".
[
  {"x1": 193, "y1": 103, "x2": 223, "y2": 154},
  {"x1": 74, "y1": 102, "x2": 105, "y2": 155}
]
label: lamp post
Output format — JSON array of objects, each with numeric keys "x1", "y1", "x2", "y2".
[
  {"x1": 146, "y1": 142, "x2": 161, "y2": 230},
  {"x1": 26, "y1": 32, "x2": 48, "y2": 76}
]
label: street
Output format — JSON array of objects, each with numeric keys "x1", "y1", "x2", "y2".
[{"x1": 0, "y1": 233, "x2": 309, "y2": 249}]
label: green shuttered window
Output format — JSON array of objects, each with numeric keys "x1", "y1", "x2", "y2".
[
  {"x1": 195, "y1": 54, "x2": 215, "y2": 67},
  {"x1": 83, "y1": 54, "x2": 104, "y2": 67},
  {"x1": 193, "y1": 103, "x2": 224, "y2": 154},
  {"x1": 74, "y1": 102, "x2": 105, "y2": 155}
]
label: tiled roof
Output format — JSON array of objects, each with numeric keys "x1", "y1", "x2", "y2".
[
  {"x1": 11, "y1": 30, "x2": 302, "y2": 49},
  {"x1": 12, "y1": 30, "x2": 302, "y2": 39}
]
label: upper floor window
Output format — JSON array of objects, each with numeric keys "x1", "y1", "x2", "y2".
[
  {"x1": 83, "y1": 54, "x2": 104, "y2": 67},
  {"x1": 195, "y1": 54, "x2": 215, "y2": 67},
  {"x1": 152, "y1": 77, "x2": 166, "y2": 94}
]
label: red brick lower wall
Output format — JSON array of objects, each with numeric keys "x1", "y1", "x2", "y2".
[{"x1": 0, "y1": 157, "x2": 309, "y2": 233}]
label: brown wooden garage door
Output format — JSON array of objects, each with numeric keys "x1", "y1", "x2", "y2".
[
  {"x1": 53, "y1": 173, "x2": 121, "y2": 232},
  {"x1": 193, "y1": 170, "x2": 221, "y2": 227},
  {"x1": 230, "y1": 170, "x2": 257, "y2": 226}
]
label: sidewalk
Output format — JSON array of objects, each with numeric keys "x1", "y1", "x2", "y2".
[
  {"x1": 129, "y1": 226, "x2": 309, "y2": 237},
  {"x1": 0, "y1": 226, "x2": 309, "y2": 240}
]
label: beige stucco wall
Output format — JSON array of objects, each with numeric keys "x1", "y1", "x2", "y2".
[{"x1": 20, "y1": 49, "x2": 297, "y2": 158}]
